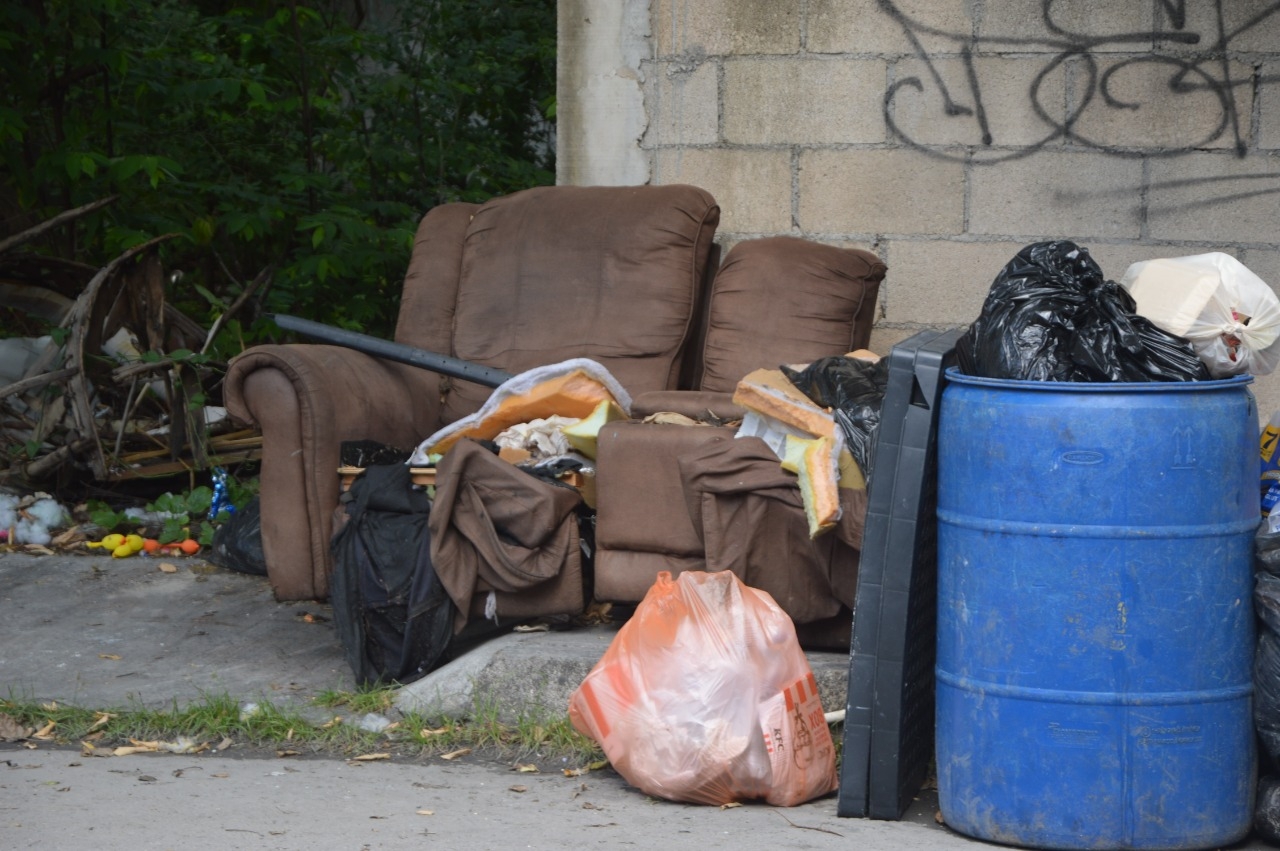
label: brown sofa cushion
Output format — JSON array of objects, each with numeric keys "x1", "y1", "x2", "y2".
[
  {"x1": 395, "y1": 201, "x2": 479, "y2": 356},
  {"x1": 443, "y1": 184, "x2": 720, "y2": 423},
  {"x1": 696, "y1": 237, "x2": 886, "y2": 393}
]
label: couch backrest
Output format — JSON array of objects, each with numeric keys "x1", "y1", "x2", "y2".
[
  {"x1": 396, "y1": 201, "x2": 481, "y2": 357},
  {"x1": 407, "y1": 184, "x2": 719, "y2": 424},
  {"x1": 692, "y1": 236, "x2": 886, "y2": 394}
]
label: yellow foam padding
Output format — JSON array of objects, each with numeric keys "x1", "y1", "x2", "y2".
[
  {"x1": 784, "y1": 434, "x2": 842, "y2": 538},
  {"x1": 417, "y1": 360, "x2": 631, "y2": 458},
  {"x1": 561, "y1": 399, "x2": 629, "y2": 460},
  {"x1": 780, "y1": 433, "x2": 808, "y2": 474},
  {"x1": 837, "y1": 447, "x2": 866, "y2": 491},
  {"x1": 786, "y1": 437, "x2": 864, "y2": 491},
  {"x1": 732, "y1": 367, "x2": 835, "y2": 438}
]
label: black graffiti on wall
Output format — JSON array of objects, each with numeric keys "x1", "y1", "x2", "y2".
[{"x1": 881, "y1": 0, "x2": 1280, "y2": 163}]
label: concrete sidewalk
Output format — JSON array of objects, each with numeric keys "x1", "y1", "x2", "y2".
[{"x1": 0, "y1": 550, "x2": 1268, "y2": 850}]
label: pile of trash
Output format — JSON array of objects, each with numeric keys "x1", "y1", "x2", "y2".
[
  {"x1": 957, "y1": 240, "x2": 1280, "y2": 384},
  {"x1": 0, "y1": 198, "x2": 264, "y2": 491}
]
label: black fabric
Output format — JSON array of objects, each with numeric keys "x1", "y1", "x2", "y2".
[{"x1": 329, "y1": 463, "x2": 455, "y2": 686}]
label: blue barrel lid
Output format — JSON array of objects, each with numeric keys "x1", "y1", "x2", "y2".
[{"x1": 944, "y1": 367, "x2": 1253, "y2": 394}]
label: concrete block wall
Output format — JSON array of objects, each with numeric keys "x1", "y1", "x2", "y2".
[{"x1": 558, "y1": 0, "x2": 1280, "y2": 415}]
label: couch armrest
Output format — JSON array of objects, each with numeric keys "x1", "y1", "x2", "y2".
[{"x1": 225, "y1": 344, "x2": 445, "y2": 600}]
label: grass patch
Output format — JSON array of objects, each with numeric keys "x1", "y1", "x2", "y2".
[{"x1": 0, "y1": 691, "x2": 605, "y2": 764}]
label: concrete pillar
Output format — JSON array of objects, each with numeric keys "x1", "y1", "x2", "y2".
[{"x1": 556, "y1": 0, "x2": 651, "y2": 186}]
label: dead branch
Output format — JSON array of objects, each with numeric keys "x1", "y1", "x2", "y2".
[
  {"x1": 201, "y1": 263, "x2": 273, "y2": 354},
  {"x1": 18, "y1": 436, "x2": 95, "y2": 481},
  {"x1": 0, "y1": 196, "x2": 120, "y2": 255},
  {"x1": 0, "y1": 368, "x2": 76, "y2": 402},
  {"x1": 111, "y1": 358, "x2": 178, "y2": 381},
  {"x1": 63, "y1": 233, "x2": 181, "y2": 479}
]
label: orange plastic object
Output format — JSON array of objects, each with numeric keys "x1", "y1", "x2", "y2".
[
  {"x1": 425, "y1": 368, "x2": 624, "y2": 456},
  {"x1": 569, "y1": 570, "x2": 838, "y2": 807},
  {"x1": 732, "y1": 367, "x2": 835, "y2": 438}
]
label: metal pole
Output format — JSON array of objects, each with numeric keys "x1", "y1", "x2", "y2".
[{"x1": 269, "y1": 314, "x2": 514, "y2": 388}]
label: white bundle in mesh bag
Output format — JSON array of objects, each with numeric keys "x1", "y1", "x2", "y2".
[{"x1": 1120, "y1": 252, "x2": 1280, "y2": 378}]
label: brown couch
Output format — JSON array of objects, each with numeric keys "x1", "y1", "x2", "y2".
[
  {"x1": 592, "y1": 236, "x2": 885, "y2": 644},
  {"x1": 224, "y1": 184, "x2": 720, "y2": 602}
]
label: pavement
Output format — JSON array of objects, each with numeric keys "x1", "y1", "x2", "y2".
[{"x1": 0, "y1": 550, "x2": 1269, "y2": 850}]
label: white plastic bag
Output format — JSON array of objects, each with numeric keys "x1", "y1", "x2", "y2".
[
  {"x1": 1120, "y1": 253, "x2": 1280, "y2": 377},
  {"x1": 568, "y1": 570, "x2": 838, "y2": 807}
]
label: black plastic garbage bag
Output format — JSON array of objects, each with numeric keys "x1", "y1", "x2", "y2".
[
  {"x1": 207, "y1": 495, "x2": 266, "y2": 576},
  {"x1": 956, "y1": 240, "x2": 1210, "y2": 382},
  {"x1": 1257, "y1": 523, "x2": 1280, "y2": 771},
  {"x1": 330, "y1": 463, "x2": 456, "y2": 687},
  {"x1": 1256, "y1": 776, "x2": 1280, "y2": 844},
  {"x1": 1258, "y1": 573, "x2": 1280, "y2": 768},
  {"x1": 781, "y1": 356, "x2": 889, "y2": 481}
]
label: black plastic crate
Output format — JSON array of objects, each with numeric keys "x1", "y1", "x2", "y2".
[{"x1": 837, "y1": 328, "x2": 962, "y2": 819}]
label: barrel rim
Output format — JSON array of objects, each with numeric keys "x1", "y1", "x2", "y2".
[{"x1": 943, "y1": 367, "x2": 1253, "y2": 393}]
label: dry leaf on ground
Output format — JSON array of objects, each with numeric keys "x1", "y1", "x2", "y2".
[
  {"x1": 440, "y1": 748, "x2": 471, "y2": 761},
  {"x1": 0, "y1": 713, "x2": 31, "y2": 742},
  {"x1": 87, "y1": 713, "x2": 114, "y2": 732}
]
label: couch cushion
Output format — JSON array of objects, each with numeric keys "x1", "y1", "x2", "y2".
[
  {"x1": 443, "y1": 184, "x2": 719, "y2": 423},
  {"x1": 696, "y1": 237, "x2": 886, "y2": 394},
  {"x1": 396, "y1": 201, "x2": 481, "y2": 357}
]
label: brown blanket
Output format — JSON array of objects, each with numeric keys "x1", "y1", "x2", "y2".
[
  {"x1": 429, "y1": 439, "x2": 586, "y2": 630},
  {"x1": 678, "y1": 436, "x2": 866, "y2": 626}
]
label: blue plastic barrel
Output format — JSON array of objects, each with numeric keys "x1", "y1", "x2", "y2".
[{"x1": 936, "y1": 371, "x2": 1257, "y2": 850}]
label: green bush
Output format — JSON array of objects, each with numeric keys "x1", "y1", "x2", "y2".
[{"x1": 0, "y1": 0, "x2": 556, "y2": 352}]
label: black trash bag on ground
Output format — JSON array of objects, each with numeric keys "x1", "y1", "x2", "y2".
[
  {"x1": 1258, "y1": 776, "x2": 1280, "y2": 845},
  {"x1": 781, "y1": 356, "x2": 889, "y2": 481},
  {"x1": 1260, "y1": 521, "x2": 1280, "y2": 577},
  {"x1": 330, "y1": 463, "x2": 456, "y2": 687},
  {"x1": 956, "y1": 240, "x2": 1210, "y2": 382},
  {"x1": 1257, "y1": 523, "x2": 1280, "y2": 770},
  {"x1": 206, "y1": 495, "x2": 266, "y2": 576}
]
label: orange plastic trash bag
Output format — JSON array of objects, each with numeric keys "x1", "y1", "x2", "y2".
[{"x1": 568, "y1": 570, "x2": 838, "y2": 807}]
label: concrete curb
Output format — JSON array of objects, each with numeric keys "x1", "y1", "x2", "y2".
[{"x1": 394, "y1": 625, "x2": 851, "y2": 724}]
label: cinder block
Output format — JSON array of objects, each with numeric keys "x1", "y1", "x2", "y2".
[
  {"x1": 1260, "y1": 61, "x2": 1280, "y2": 151},
  {"x1": 1240, "y1": 249, "x2": 1280, "y2": 295},
  {"x1": 652, "y1": 0, "x2": 800, "y2": 57},
  {"x1": 724, "y1": 58, "x2": 886, "y2": 144},
  {"x1": 969, "y1": 151, "x2": 1143, "y2": 239},
  {"x1": 807, "y1": 0, "x2": 970, "y2": 55},
  {"x1": 977, "y1": 0, "x2": 1153, "y2": 52},
  {"x1": 880, "y1": 239, "x2": 1027, "y2": 325},
  {"x1": 1088, "y1": 244, "x2": 1199, "y2": 283},
  {"x1": 643, "y1": 60, "x2": 719, "y2": 147},
  {"x1": 1068, "y1": 58, "x2": 1251, "y2": 152},
  {"x1": 1148, "y1": 154, "x2": 1280, "y2": 245},
  {"x1": 798, "y1": 149, "x2": 964, "y2": 236},
  {"x1": 888, "y1": 56, "x2": 1067, "y2": 149},
  {"x1": 868, "y1": 326, "x2": 919, "y2": 357},
  {"x1": 654, "y1": 148, "x2": 792, "y2": 234},
  {"x1": 1164, "y1": 3, "x2": 1280, "y2": 54}
]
